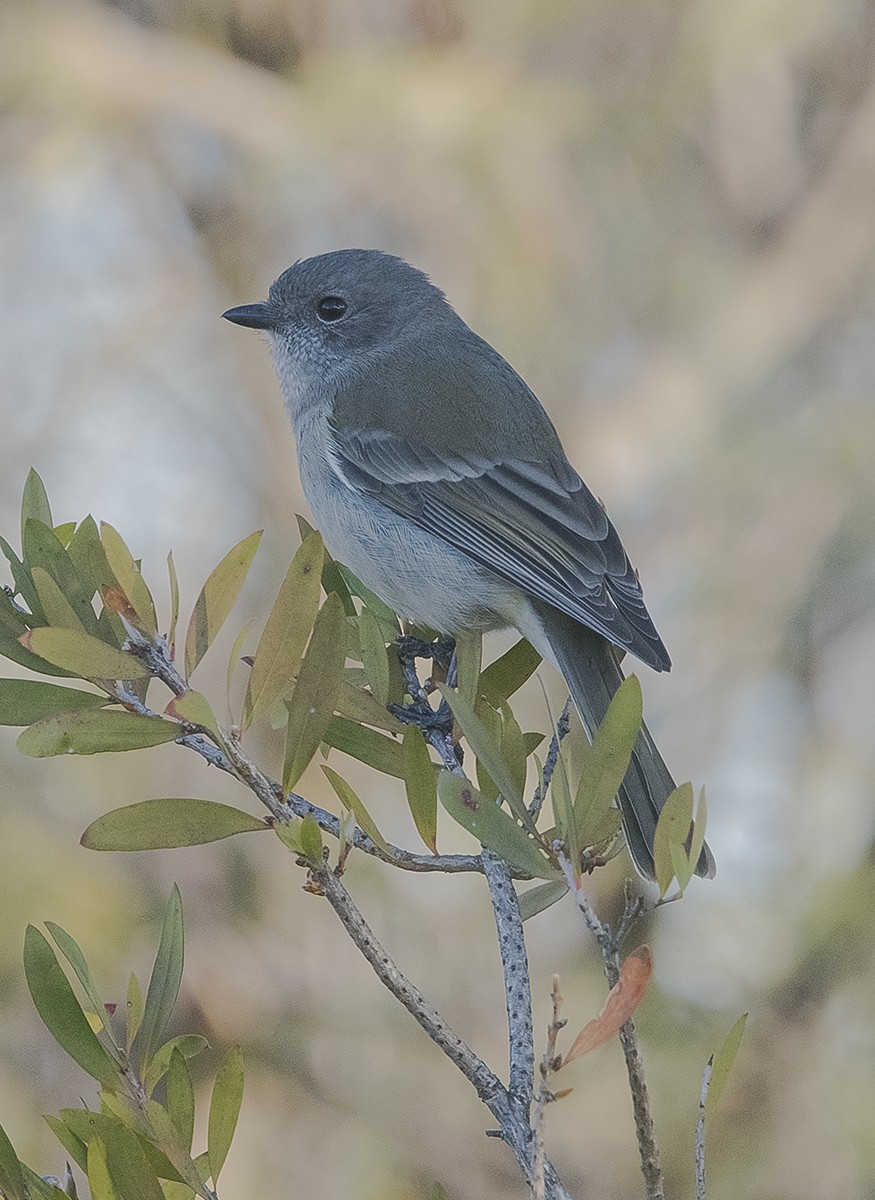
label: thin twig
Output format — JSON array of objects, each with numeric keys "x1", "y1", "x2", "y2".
[
  {"x1": 558, "y1": 854, "x2": 663, "y2": 1200},
  {"x1": 533, "y1": 976, "x2": 567, "y2": 1200},
  {"x1": 696, "y1": 1057, "x2": 712, "y2": 1200}
]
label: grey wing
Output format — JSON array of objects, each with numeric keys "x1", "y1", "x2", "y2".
[{"x1": 331, "y1": 424, "x2": 671, "y2": 672}]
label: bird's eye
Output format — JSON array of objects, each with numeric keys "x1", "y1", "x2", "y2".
[{"x1": 316, "y1": 295, "x2": 348, "y2": 322}]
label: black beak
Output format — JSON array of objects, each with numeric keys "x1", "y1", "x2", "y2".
[{"x1": 222, "y1": 302, "x2": 274, "y2": 330}]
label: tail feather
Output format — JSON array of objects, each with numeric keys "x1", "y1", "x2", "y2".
[{"x1": 535, "y1": 605, "x2": 715, "y2": 881}]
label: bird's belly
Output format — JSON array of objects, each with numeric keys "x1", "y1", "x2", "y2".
[{"x1": 296, "y1": 436, "x2": 520, "y2": 634}]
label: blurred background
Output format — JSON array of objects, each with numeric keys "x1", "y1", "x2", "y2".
[{"x1": 2, "y1": 0, "x2": 875, "y2": 1196}]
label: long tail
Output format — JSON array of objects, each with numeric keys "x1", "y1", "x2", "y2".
[{"x1": 535, "y1": 605, "x2": 715, "y2": 880}]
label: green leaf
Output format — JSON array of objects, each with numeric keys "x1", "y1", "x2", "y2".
[
  {"x1": 53, "y1": 521, "x2": 77, "y2": 546},
  {"x1": 550, "y1": 752, "x2": 578, "y2": 869},
  {"x1": 102, "y1": 1119, "x2": 166, "y2": 1200},
  {"x1": 282, "y1": 592, "x2": 347, "y2": 790},
  {"x1": 67, "y1": 516, "x2": 111, "y2": 603},
  {"x1": 357, "y1": 606, "x2": 390, "y2": 706},
  {"x1": 31, "y1": 566, "x2": 88, "y2": 632},
  {"x1": 164, "y1": 691, "x2": 220, "y2": 738},
  {"x1": 226, "y1": 617, "x2": 255, "y2": 712},
  {"x1": 21, "y1": 468, "x2": 52, "y2": 546},
  {"x1": 142, "y1": 1101, "x2": 207, "y2": 1198},
  {"x1": 208, "y1": 1045, "x2": 244, "y2": 1183},
  {"x1": 166, "y1": 550, "x2": 180, "y2": 658},
  {"x1": 499, "y1": 701, "x2": 528, "y2": 802},
  {"x1": 0, "y1": 535, "x2": 43, "y2": 623},
  {"x1": 21, "y1": 626, "x2": 149, "y2": 680},
  {"x1": 0, "y1": 1121, "x2": 27, "y2": 1200},
  {"x1": 322, "y1": 765, "x2": 392, "y2": 855},
  {"x1": 335, "y1": 564, "x2": 400, "y2": 640},
  {"x1": 100, "y1": 522, "x2": 157, "y2": 635},
  {"x1": 243, "y1": 531, "x2": 324, "y2": 729},
  {"x1": 295, "y1": 514, "x2": 355, "y2": 614},
  {"x1": 23, "y1": 926, "x2": 119, "y2": 1085},
  {"x1": 705, "y1": 1013, "x2": 748, "y2": 1120},
  {"x1": 23, "y1": 519, "x2": 99, "y2": 635},
  {"x1": 21, "y1": 1165, "x2": 69, "y2": 1200},
  {"x1": 45, "y1": 922, "x2": 111, "y2": 1037},
  {"x1": 143, "y1": 1034, "x2": 209, "y2": 1095},
  {"x1": 274, "y1": 820, "x2": 304, "y2": 855},
  {"x1": 478, "y1": 638, "x2": 541, "y2": 708},
  {"x1": 126, "y1": 972, "x2": 144, "y2": 1054},
  {"x1": 689, "y1": 787, "x2": 708, "y2": 878},
  {"x1": 82, "y1": 798, "x2": 266, "y2": 851},
  {"x1": 137, "y1": 886, "x2": 184, "y2": 1070},
  {"x1": 322, "y1": 716, "x2": 405, "y2": 778},
  {"x1": 518, "y1": 879, "x2": 568, "y2": 922},
  {"x1": 437, "y1": 772, "x2": 557, "y2": 879},
  {"x1": 44, "y1": 1114, "x2": 88, "y2": 1173},
  {"x1": 298, "y1": 814, "x2": 323, "y2": 863},
  {"x1": 335, "y1": 678, "x2": 405, "y2": 733},
  {"x1": 402, "y1": 727, "x2": 438, "y2": 853},
  {"x1": 653, "y1": 782, "x2": 695, "y2": 898},
  {"x1": 454, "y1": 630, "x2": 482, "y2": 709},
  {"x1": 0, "y1": 678, "x2": 106, "y2": 725},
  {"x1": 18, "y1": 709, "x2": 178, "y2": 757},
  {"x1": 87, "y1": 1138, "x2": 119, "y2": 1200},
  {"x1": 167, "y1": 1048, "x2": 195, "y2": 1152},
  {"x1": 437, "y1": 684, "x2": 537, "y2": 835},
  {"x1": 184, "y1": 531, "x2": 262, "y2": 677},
  {"x1": 573, "y1": 675, "x2": 642, "y2": 845}
]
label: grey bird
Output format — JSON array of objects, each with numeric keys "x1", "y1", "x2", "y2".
[{"x1": 223, "y1": 249, "x2": 714, "y2": 881}]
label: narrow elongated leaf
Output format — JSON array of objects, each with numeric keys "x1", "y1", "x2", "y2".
[
  {"x1": 90, "y1": 1113, "x2": 166, "y2": 1200},
  {"x1": 143, "y1": 1101, "x2": 207, "y2": 1198},
  {"x1": 295, "y1": 514, "x2": 355, "y2": 614},
  {"x1": 653, "y1": 782, "x2": 695, "y2": 897},
  {"x1": 499, "y1": 701, "x2": 528, "y2": 801},
  {"x1": 31, "y1": 567, "x2": 87, "y2": 632},
  {"x1": 321, "y1": 765, "x2": 391, "y2": 854},
  {"x1": 126, "y1": 972, "x2": 144, "y2": 1053},
  {"x1": 357, "y1": 607, "x2": 390, "y2": 706},
  {"x1": 166, "y1": 550, "x2": 180, "y2": 658},
  {"x1": 100, "y1": 523, "x2": 157, "y2": 635},
  {"x1": 705, "y1": 1013, "x2": 748, "y2": 1120},
  {"x1": 82, "y1": 798, "x2": 266, "y2": 851},
  {"x1": 336, "y1": 679, "x2": 405, "y2": 733},
  {"x1": 573, "y1": 675, "x2": 642, "y2": 842},
  {"x1": 87, "y1": 1139, "x2": 118, "y2": 1200},
  {"x1": 21, "y1": 468, "x2": 52, "y2": 545},
  {"x1": 437, "y1": 684, "x2": 536, "y2": 834},
  {"x1": 23, "y1": 519, "x2": 99, "y2": 634},
  {"x1": 335, "y1": 564, "x2": 400, "y2": 639},
  {"x1": 226, "y1": 617, "x2": 255, "y2": 712},
  {"x1": 44, "y1": 1114, "x2": 88, "y2": 1173},
  {"x1": 454, "y1": 630, "x2": 482, "y2": 709},
  {"x1": 550, "y1": 753, "x2": 578, "y2": 869},
  {"x1": 243, "y1": 532, "x2": 324, "y2": 729},
  {"x1": 143, "y1": 1035, "x2": 209, "y2": 1095},
  {"x1": 67, "y1": 516, "x2": 108, "y2": 601},
  {"x1": 563, "y1": 945, "x2": 653, "y2": 1063},
  {"x1": 282, "y1": 592, "x2": 347, "y2": 790},
  {"x1": 21, "y1": 627, "x2": 149, "y2": 680},
  {"x1": 518, "y1": 880, "x2": 568, "y2": 922},
  {"x1": 298, "y1": 814, "x2": 323, "y2": 862},
  {"x1": 478, "y1": 638, "x2": 542, "y2": 708},
  {"x1": 322, "y1": 716, "x2": 405, "y2": 778},
  {"x1": 184, "y1": 531, "x2": 262, "y2": 677},
  {"x1": 167, "y1": 1049, "x2": 195, "y2": 1151},
  {"x1": 137, "y1": 887, "x2": 184, "y2": 1069},
  {"x1": 0, "y1": 679, "x2": 106, "y2": 725},
  {"x1": 0, "y1": 1122, "x2": 27, "y2": 1200},
  {"x1": 208, "y1": 1045, "x2": 244, "y2": 1182},
  {"x1": 23, "y1": 926, "x2": 119, "y2": 1085},
  {"x1": 402, "y1": 727, "x2": 438, "y2": 853},
  {"x1": 437, "y1": 772, "x2": 557, "y2": 879},
  {"x1": 0, "y1": 535, "x2": 43, "y2": 622},
  {"x1": 45, "y1": 922, "x2": 110, "y2": 1037},
  {"x1": 18, "y1": 709, "x2": 178, "y2": 757}
]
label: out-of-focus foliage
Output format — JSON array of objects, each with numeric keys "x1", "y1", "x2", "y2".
[{"x1": 1, "y1": 0, "x2": 875, "y2": 1196}]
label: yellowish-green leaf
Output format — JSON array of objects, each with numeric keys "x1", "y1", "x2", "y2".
[
  {"x1": 126, "y1": 972, "x2": 144, "y2": 1054},
  {"x1": 208, "y1": 1045, "x2": 244, "y2": 1183},
  {"x1": 518, "y1": 879, "x2": 568, "y2": 921},
  {"x1": 499, "y1": 701, "x2": 528, "y2": 801},
  {"x1": 31, "y1": 567, "x2": 87, "y2": 632},
  {"x1": 274, "y1": 820, "x2": 304, "y2": 855},
  {"x1": 322, "y1": 716, "x2": 405, "y2": 778},
  {"x1": 437, "y1": 684, "x2": 536, "y2": 835},
  {"x1": 100, "y1": 522, "x2": 157, "y2": 635},
  {"x1": 295, "y1": 513, "x2": 355, "y2": 614},
  {"x1": 573, "y1": 675, "x2": 642, "y2": 843},
  {"x1": 138, "y1": 886, "x2": 184, "y2": 1072},
  {"x1": 44, "y1": 922, "x2": 110, "y2": 1038},
  {"x1": 402, "y1": 727, "x2": 438, "y2": 853},
  {"x1": 21, "y1": 468, "x2": 52, "y2": 547},
  {"x1": 689, "y1": 787, "x2": 708, "y2": 877},
  {"x1": 705, "y1": 1013, "x2": 748, "y2": 1120},
  {"x1": 357, "y1": 606, "x2": 390, "y2": 706},
  {"x1": 43, "y1": 1115, "x2": 87, "y2": 1175},
  {"x1": 455, "y1": 630, "x2": 482, "y2": 709},
  {"x1": 23, "y1": 519, "x2": 100, "y2": 634},
  {"x1": 437, "y1": 772, "x2": 557, "y2": 879},
  {"x1": 478, "y1": 638, "x2": 542, "y2": 708},
  {"x1": 165, "y1": 691, "x2": 220, "y2": 738},
  {"x1": 335, "y1": 564, "x2": 400, "y2": 639},
  {"x1": 53, "y1": 521, "x2": 76, "y2": 546},
  {"x1": 226, "y1": 617, "x2": 256, "y2": 714},
  {"x1": 282, "y1": 592, "x2": 347, "y2": 790},
  {"x1": 167, "y1": 550, "x2": 180, "y2": 658},
  {"x1": 653, "y1": 782, "x2": 695, "y2": 898},
  {"x1": 551, "y1": 752, "x2": 578, "y2": 868},
  {"x1": 184, "y1": 531, "x2": 262, "y2": 677},
  {"x1": 336, "y1": 678, "x2": 405, "y2": 733},
  {"x1": 167, "y1": 1048, "x2": 195, "y2": 1152},
  {"x1": 298, "y1": 813, "x2": 323, "y2": 862},
  {"x1": 0, "y1": 1121, "x2": 27, "y2": 1200},
  {"x1": 143, "y1": 1035, "x2": 209, "y2": 1096},
  {"x1": 243, "y1": 531, "x2": 324, "y2": 729},
  {"x1": 18, "y1": 709, "x2": 177, "y2": 757},
  {"x1": 142, "y1": 1101, "x2": 207, "y2": 1198},
  {"x1": 322, "y1": 765, "x2": 392, "y2": 854},
  {"x1": 87, "y1": 1139, "x2": 118, "y2": 1200},
  {"x1": 21, "y1": 626, "x2": 149, "y2": 680},
  {"x1": 82, "y1": 798, "x2": 266, "y2": 851},
  {"x1": 0, "y1": 679, "x2": 106, "y2": 725}
]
